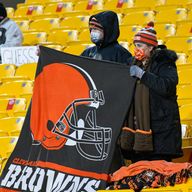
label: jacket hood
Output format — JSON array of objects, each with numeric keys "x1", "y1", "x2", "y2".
[
  {"x1": 0, "y1": 3, "x2": 7, "y2": 21},
  {"x1": 152, "y1": 48, "x2": 178, "y2": 63},
  {"x1": 89, "y1": 11, "x2": 119, "y2": 47}
]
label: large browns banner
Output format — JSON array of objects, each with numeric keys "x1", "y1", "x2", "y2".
[{"x1": 0, "y1": 46, "x2": 135, "y2": 192}]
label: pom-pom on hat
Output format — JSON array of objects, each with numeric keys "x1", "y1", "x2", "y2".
[{"x1": 133, "y1": 21, "x2": 158, "y2": 47}]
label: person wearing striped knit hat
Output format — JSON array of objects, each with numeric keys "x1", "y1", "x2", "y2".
[{"x1": 120, "y1": 22, "x2": 183, "y2": 163}]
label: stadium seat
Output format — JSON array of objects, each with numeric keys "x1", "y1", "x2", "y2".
[
  {"x1": 155, "y1": 23, "x2": 176, "y2": 41},
  {"x1": 118, "y1": 25, "x2": 142, "y2": 43},
  {"x1": 176, "y1": 20, "x2": 192, "y2": 36},
  {"x1": 14, "y1": 19, "x2": 31, "y2": 32},
  {"x1": 0, "y1": 80, "x2": 33, "y2": 99},
  {"x1": 119, "y1": 41, "x2": 130, "y2": 51},
  {"x1": 64, "y1": 43, "x2": 94, "y2": 55},
  {"x1": 155, "y1": 4, "x2": 182, "y2": 11},
  {"x1": 2, "y1": 63, "x2": 37, "y2": 83},
  {"x1": 164, "y1": 0, "x2": 191, "y2": 6},
  {"x1": 178, "y1": 68, "x2": 192, "y2": 85},
  {"x1": 47, "y1": 29, "x2": 78, "y2": 46},
  {"x1": 14, "y1": 4, "x2": 44, "y2": 18},
  {"x1": 42, "y1": 43, "x2": 64, "y2": 51},
  {"x1": 0, "y1": 64, "x2": 16, "y2": 83},
  {"x1": 155, "y1": 8, "x2": 188, "y2": 23},
  {"x1": 0, "y1": 136, "x2": 18, "y2": 159},
  {"x1": 122, "y1": 11, "x2": 155, "y2": 26},
  {"x1": 176, "y1": 53, "x2": 187, "y2": 65},
  {"x1": 0, "y1": 98, "x2": 27, "y2": 119},
  {"x1": 22, "y1": 31, "x2": 47, "y2": 45},
  {"x1": 29, "y1": 17, "x2": 60, "y2": 32},
  {"x1": 0, "y1": 117, "x2": 25, "y2": 137},
  {"x1": 177, "y1": 85, "x2": 192, "y2": 106},
  {"x1": 6, "y1": 7, "x2": 15, "y2": 18},
  {"x1": 187, "y1": 52, "x2": 192, "y2": 63},
  {"x1": 165, "y1": 36, "x2": 192, "y2": 54},
  {"x1": 43, "y1": 2, "x2": 73, "y2": 16},
  {"x1": 103, "y1": 0, "x2": 134, "y2": 12},
  {"x1": 60, "y1": 16, "x2": 90, "y2": 29},
  {"x1": 74, "y1": 1, "x2": 103, "y2": 13},
  {"x1": 187, "y1": 10, "x2": 192, "y2": 20},
  {"x1": 78, "y1": 29, "x2": 91, "y2": 43},
  {"x1": 134, "y1": 0, "x2": 165, "y2": 9}
]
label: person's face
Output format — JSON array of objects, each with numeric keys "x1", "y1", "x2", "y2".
[
  {"x1": 134, "y1": 42, "x2": 153, "y2": 60},
  {"x1": 90, "y1": 28, "x2": 104, "y2": 44}
]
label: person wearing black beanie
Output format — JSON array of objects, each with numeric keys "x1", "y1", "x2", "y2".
[{"x1": 0, "y1": 3, "x2": 23, "y2": 62}]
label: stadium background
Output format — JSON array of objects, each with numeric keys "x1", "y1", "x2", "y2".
[{"x1": 0, "y1": 0, "x2": 191, "y2": 191}]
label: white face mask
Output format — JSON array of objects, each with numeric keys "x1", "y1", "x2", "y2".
[{"x1": 90, "y1": 30, "x2": 103, "y2": 44}]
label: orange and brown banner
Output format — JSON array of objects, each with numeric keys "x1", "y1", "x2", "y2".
[{"x1": 0, "y1": 46, "x2": 135, "y2": 192}]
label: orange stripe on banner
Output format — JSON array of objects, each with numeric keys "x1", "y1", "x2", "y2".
[
  {"x1": 36, "y1": 161, "x2": 110, "y2": 181},
  {"x1": 135, "y1": 129, "x2": 152, "y2": 135},
  {"x1": 122, "y1": 127, "x2": 136, "y2": 133},
  {"x1": 0, "y1": 188, "x2": 20, "y2": 192}
]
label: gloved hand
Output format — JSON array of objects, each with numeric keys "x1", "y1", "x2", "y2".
[{"x1": 130, "y1": 65, "x2": 145, "y2": 79}]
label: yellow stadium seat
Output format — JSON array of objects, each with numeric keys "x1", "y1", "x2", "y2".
[
  {"x1": 2, "y1": 63, "x2": 37, "y2": 83},
  {"x1": 122, "y1": 11, "x2": 155, "y2": 26},
  {"x1": 119, "y1": 25, "x2": 142, "y2": 43},
  {"x1": 14, "y1": 4, "x2": 44, "y2": 18},
  {"x1": 74, "y1": 1, "x2": 103, "y2": 13},
  {"x1": 42, "y1": 43, "x2": 64, "y2": 51},
  {"x1": 187, "y1": 52, "x2": 192, "y2": 63},
  {"x1": 29, "y1": 17, "x2": 60, "y2": 32},
  {"x1": 6, "y1": 7, "x2": 15, "y2": 18},
  {"x1": 0, "y1": 98, "x2": 27, "y2": 119},
  {"x1": 165, "y1": 0, "x2": 191, "y2": 6},
  {"x1": 155, "y1": 4, "x2": 182, "y2": 11},
  {"x1": 155, "y1": 8, "x2": 188, "y2": 23},
  {"x1": 165, "y1": 36, "x2": 192, "y2": 54},
  {"x1": 178, "y1": 68, "x2": 192, "y2": 85},
  {"x1": 43, "y1": 2, "x2": 73, "y2": 16},
  {"x1": 47, "y1": 29, "x2": 78, "y2": 46},
  {"x1": 177, "y1": 63, "x2": 192, "y2": 72},
  {"x1": 119, "y1": 41, "x2": 130, "y2": 51},
  {"x1": 176, "y1": 53, "x2": 187, "y2": 65},
  {"x1": 134, "y1": 0, "x2": 165, "y2": 9},
  {"x1": 0, "y1": 64, "x2": 16, "y2": 83},
  {"x1": 64, "y1": 43, "x2": 94, "y2": 55},
  {"x1": 14, "y1": 19, "x2": 31, "y2": 32},
  {"x1": 60, "y1": 15, "x2": 90, "y2": 29},
  {"x1": 103, "y1": 0, "x2": 133, "y2": 12},
  {"x1": 0, "y1": 136, "x2": 18, "y2": 159},
  {"x1": 79, "y1": 29, "x2": 91, "y2": 42},
  {"x1": 23, "y1": 31, "x2": 47, "y2": 45},
  {"x1": 188, "y1": 10, "x2": 192, "y2": 20},
  {"x1": 177, "y1": 85, "x2": 192, "y2": 99},
  {"x1": 155, "y1": 23, "x2": 176, "y2": 41},
  {"x1": 176, "y1": 20, "x2": 192, "y2": 36},
  {"x1": 0, "y1": 80, "x2": 33, "y2": 99},
  {"x1": 0, "y1": 117, "x2": 25, "y2": 137}
]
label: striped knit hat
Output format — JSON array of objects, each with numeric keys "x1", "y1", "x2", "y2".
[
  {"x1": 89, "y1": 17, "x2": 104, "y2": 31},
  {"x1": 134, "y1": 22, "x2": 158, "y2": 47}
]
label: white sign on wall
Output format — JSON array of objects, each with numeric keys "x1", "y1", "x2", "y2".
[{"x1": 1, "y1": 46, "x2": 39, "y2": 66}]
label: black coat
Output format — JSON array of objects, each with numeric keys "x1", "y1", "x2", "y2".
[
  {"x1": 81, "y1": 11, "x2": 132, "y2": 64},
  {"x1": 128, "y1": 49, "x2": 183, "y2": 159}
]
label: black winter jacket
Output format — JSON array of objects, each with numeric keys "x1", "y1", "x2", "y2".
[
  {"x1": 128, "y1": 48, "x2": 183, "y2": 159},
  {"x1": 81, "y1": 11, "x2": 132, "y2": 64}
]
